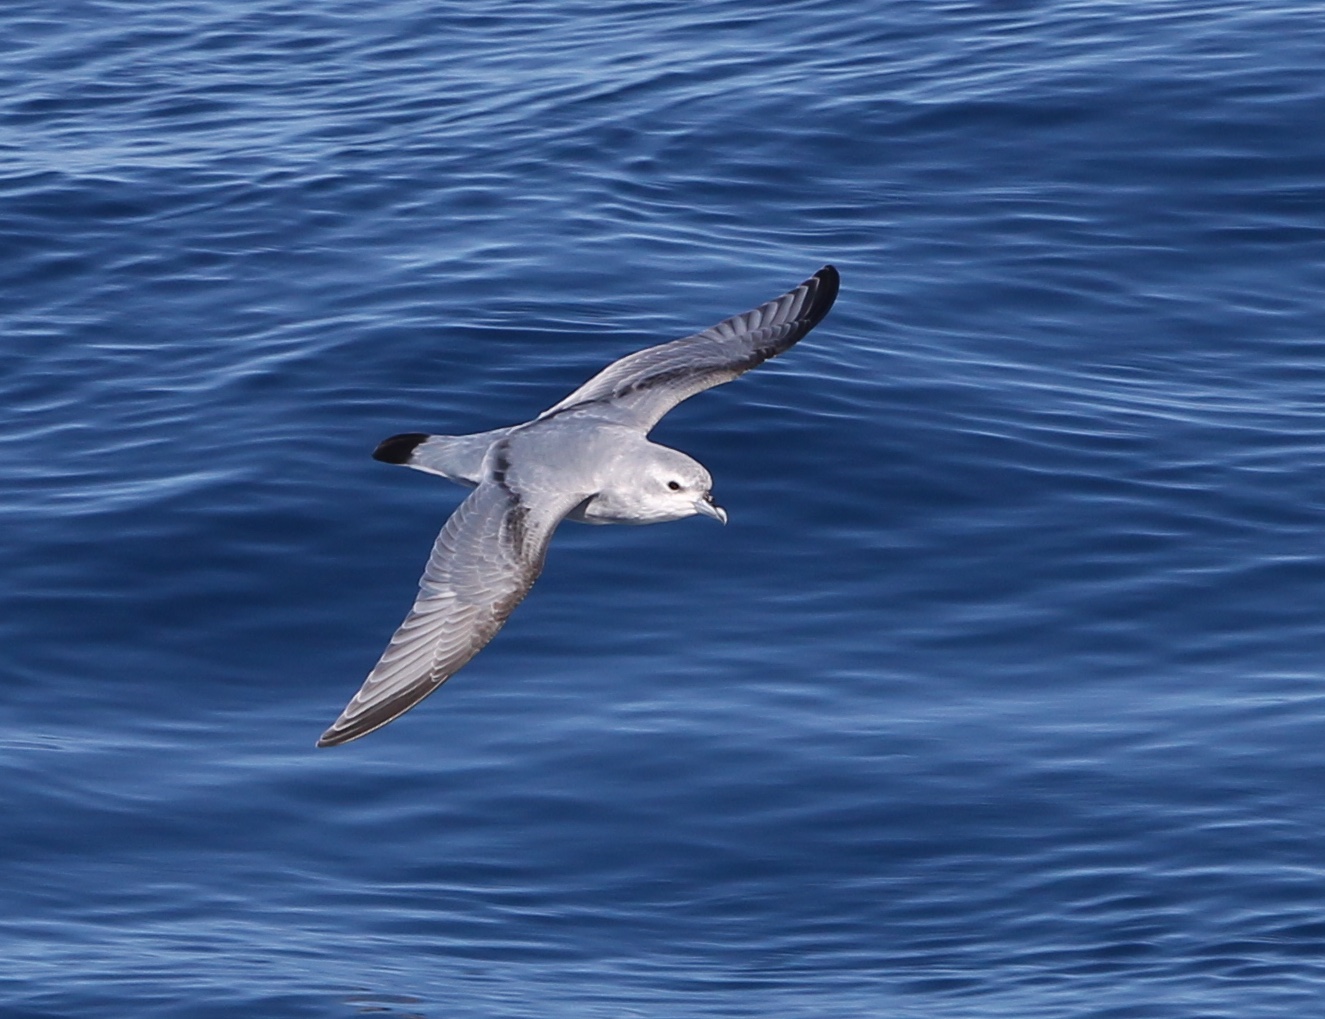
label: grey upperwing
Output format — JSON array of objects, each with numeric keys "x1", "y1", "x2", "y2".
[
  {"x1": 317, "y1": 475, "x2": 581, "y2": 746},
  {"x1": 538, "y1": 265, "x2": 839, "y2": 432}
]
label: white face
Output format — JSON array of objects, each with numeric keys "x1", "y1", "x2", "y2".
[{"x1": 645, "y1": 449, "x2": 726, "y2": 524}]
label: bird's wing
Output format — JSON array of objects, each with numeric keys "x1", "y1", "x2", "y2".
[
  {"x1": 539, "y1": 265, "x2": 839, "y2": 432},
  {"x1": 318, "y1": 476, "x2": 578, "y2": 747}
]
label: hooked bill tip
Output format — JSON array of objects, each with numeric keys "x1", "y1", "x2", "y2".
[{"x1": 696, "y1": 496, "x2": 728, "y2": 525}]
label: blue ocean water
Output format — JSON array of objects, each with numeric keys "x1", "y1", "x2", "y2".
[{"x1": 5, "y1": 0, "x2": 1325, "y2": 1015}]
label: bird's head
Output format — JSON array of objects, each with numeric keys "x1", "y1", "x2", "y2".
[{"x1": 641, "y1": 446, "x2": 727, "y2": 524}]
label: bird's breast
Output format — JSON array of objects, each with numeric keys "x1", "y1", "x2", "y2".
[{"x1": 566, "y1": 491, "x2": 644, "y2": 525}]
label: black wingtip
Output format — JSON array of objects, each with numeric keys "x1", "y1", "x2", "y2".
[
  {"x1": 316, "y1": 726, "x2": 354, "y2": 748},
  {"x1": 373, "y1": 432, "x2": 429, "y2": 465},
  {"x1": 808, "y1": 264, "x2": 840, "y2": 324}
]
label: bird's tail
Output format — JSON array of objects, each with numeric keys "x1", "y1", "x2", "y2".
[{"x1": 372, "y1": 427, "x2": 510, "y2": 488}]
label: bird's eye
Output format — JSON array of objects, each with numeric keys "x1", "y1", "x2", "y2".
[{"x1": 667, "y1": 480, "x2": 681, "y2": 491}]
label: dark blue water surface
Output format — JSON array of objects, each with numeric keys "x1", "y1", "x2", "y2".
[{"x1": 6, "y1": 1, "x2": 1325, "y2": 1016}]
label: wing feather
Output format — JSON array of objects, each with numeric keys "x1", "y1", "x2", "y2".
[
  {"x1": 540, "y1": 265, "x2": 839, "y2": 431},
  {"x1": 317, "y1": 479, "x2": 573, "y2": 747}
]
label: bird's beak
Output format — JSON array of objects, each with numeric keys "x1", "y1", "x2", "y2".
[{"x1": 695, "y1": 493, "x2": 728, "y2": 525}]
